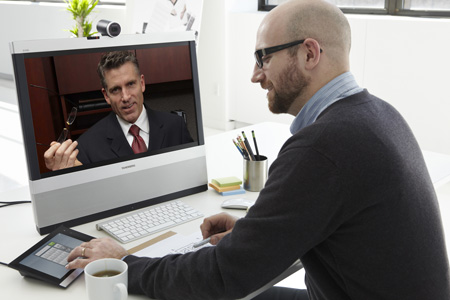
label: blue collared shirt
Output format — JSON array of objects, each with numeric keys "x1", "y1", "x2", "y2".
[{"x1": 290, "y1": 72, "x2": 363, "y2": 135}]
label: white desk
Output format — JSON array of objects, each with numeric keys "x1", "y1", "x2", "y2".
[
  {"x1": 1, "y1": 122, "x2": 450, "y2": 299},
  {"x1": 0, "y1": 122, "x2": 299, "y2": 300}
]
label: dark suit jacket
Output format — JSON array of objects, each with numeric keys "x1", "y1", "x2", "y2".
[{"x1": 76, "y1": 107, "x2": 193, "y2": 164}]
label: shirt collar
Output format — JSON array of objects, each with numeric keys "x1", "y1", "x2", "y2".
[
  {"x1": 116, "y1": 106, "x2": 149, "y2": 136},
  {"x1": 290, "y1": 72, "x2": 363, "y2": 134}
]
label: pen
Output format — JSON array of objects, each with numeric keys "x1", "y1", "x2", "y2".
[
  {"x1": 242, "y1": 131, "x2": 256, "y2": 161},
  {"x1": 252, "y1": 130, "x2": 260, "y2": 161},
  {"x1": 193, "y1": 237, "x2": 211, "y2": 248}
]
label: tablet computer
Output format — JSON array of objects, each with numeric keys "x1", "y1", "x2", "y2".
[{"x1": 8, "y1": 226, "x2": 94, "y2": 288}]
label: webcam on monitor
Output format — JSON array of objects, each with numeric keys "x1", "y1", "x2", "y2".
[{"x1": 97, "y1": 19, "x2": 121, "y2": 37}]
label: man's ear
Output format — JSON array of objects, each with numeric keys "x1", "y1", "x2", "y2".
[
  {"x1": 303, "y1": 38, "x2": 321, "y2": 70},
  {"x1": 102, "y1": 88, "x2": 111, "y2": 105},
  {"x1": 140, "y1": 74, "x2": 146, "y2": 93}
]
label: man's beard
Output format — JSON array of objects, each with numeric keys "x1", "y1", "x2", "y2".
[{"x1": 268, "y1": 59, "x2": 309, "y2": 114}]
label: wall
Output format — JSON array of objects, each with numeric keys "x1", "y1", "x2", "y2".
[
  {"x1": 196, "y1": 0, "x2": 256, "y2": 130},
  {"x1": 195, "y1": 0, "x2": 230, "y2": 130}
]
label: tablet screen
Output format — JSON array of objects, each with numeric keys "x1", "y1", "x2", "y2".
[
  {"x1": 19, "y1": 233, "x2": 84, "y2": 279},
  {"x1": 9, "y1": 226, "x2": 94, "y2": 288}
]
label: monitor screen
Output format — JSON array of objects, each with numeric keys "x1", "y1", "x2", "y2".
[{"x1": 11, "y1": 32, "x2": 208, "y2": 234}]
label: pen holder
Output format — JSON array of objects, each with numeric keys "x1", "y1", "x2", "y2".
[{"x1": 243, "y1": 155, "x2": 268, "y2": 192}]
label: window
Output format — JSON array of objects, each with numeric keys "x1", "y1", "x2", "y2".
[
  {"x1": 267, "y1": 0, "x2": 384, "y2": 8},
  {"x1": 8, "y1": 0, "x2": 125, "y2": 5},
  {"x1": 260, "y1": 0, "x2": 450, "y2": 17},
  {"x1": 405, "y1": 0, "x2": 450, "y2": 10}
]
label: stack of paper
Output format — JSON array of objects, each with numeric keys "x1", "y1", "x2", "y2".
[{"x1": 209, "y1": 176, "x2": 245, "y2": 196}]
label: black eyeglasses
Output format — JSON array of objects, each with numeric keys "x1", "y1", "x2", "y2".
[
  {"x1": 254, "y1": 40, "x2": 305, "y2": 69},
  {"x1": 254, "y1": 39, "x2": 323, "y2": 69}
]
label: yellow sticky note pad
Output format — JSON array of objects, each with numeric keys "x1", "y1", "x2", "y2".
[{"x1": 211, "y1": 176, "x2": 242, "y2": 187}]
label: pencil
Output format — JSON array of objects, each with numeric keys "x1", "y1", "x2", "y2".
[
  {"x1": 232, "y1": 139, "x2": 245, "y2": 158},
  {"x1": 238, "y1": 136, "x2": 251, "y2": 160},
  {"x1": 236, "y1": 137, "x2": 249, "y2": 160}
]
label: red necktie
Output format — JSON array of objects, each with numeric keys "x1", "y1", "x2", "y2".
[{"x1": 129, "y1": 124, "x2": 147, "y2": 154}]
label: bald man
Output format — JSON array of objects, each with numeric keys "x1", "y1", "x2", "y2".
[{"x1": 66, "y1": 1, "x2": 450, "y2": 299}]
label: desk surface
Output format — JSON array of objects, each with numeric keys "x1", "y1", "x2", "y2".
[
  {"x1": 1, "y1": 122, "x2": 450, "y2": 299},
  {"x1": 0, "y1": 122, "x2": 298, "y2": 300}
]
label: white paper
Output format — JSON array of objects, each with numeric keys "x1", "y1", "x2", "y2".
[{"x1": 133, "y1": 231, "x2": 212, "y2": 258}]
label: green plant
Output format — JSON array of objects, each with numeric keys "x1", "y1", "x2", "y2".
[{"x1": 65, "y1": 0, "x2": 99, "y2": 37}]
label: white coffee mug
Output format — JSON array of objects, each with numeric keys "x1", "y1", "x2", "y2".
[{"x1": 85, "y1": 258, "x2": 128, "y2": 300}]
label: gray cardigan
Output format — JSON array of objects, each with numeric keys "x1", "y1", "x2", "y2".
[{"x1": 124, "y1": 90, "x2": 450, "y2": 300}]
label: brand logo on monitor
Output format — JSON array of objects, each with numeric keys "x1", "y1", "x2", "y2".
[{"x1": 121, "y1": 164, "x2": 136, "y2": 170}]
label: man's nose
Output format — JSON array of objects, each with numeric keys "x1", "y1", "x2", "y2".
[
  {"x1": 121, "y1": 88, "x2": 131, "y2": 101},
  {"x1": 251, "y1": 64, "x2": 264, "y2": 83}
]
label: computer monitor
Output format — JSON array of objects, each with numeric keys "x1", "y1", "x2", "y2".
[{"x1": 10, "y1": 32, "x2": 208, "y2": 235}]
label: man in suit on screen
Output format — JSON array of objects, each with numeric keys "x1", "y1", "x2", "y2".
[{"x1": 44, "y1": 50, "x2": 193, "y2": 170}]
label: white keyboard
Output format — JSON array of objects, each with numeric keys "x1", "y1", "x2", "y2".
[{"x1": 96, "y1": 201, "x2": 204, "y2": 243}]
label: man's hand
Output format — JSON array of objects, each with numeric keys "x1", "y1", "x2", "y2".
[
  {"x1": 66, "y1": 237, "x2": 129, "y2": 270},
  {"x1": 44, "y1": 139, "x2": 82, "y2": 171},
  {"x1": 200, "y1": 212, "x2": 239, "y2": 245}
]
